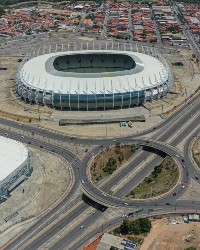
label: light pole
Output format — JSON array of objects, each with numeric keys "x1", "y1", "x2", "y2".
[{"x1": 106, "y1": 119, "x2": 107, "y2": 138}]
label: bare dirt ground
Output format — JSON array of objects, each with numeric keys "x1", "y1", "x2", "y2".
[
  {"x1": 141, "y1": 218, "x2": 200, "y2": 250},
  {"x1": 0, "y1": 35, "x2": 199, "y2": 138},
  {"x1": 0, "y1": 147, "x2": 70, "y2": 234},
  {"x1": 193, "y1": 138, "x2": 200, "y2": 168}
]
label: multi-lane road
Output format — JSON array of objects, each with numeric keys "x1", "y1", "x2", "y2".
[{"x1": 0, "y1": 88, "x2": 199, "y2": 249}]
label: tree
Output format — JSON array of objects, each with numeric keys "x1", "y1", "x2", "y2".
[
  {"x1": 0, "y1": 7, "x2": 6, "y2": 17},
  {"x1": 139, "y1": 218, "x2": 152, "y2": 233},
  {"x1": 130, "y1": 220, "x2": 141, "y2": 234},
  {"x1": 119, "y1": 218, "x2": 152, "y2": 235},
  {"x1": 154, "y1": 164, "x2": 162, "y2": 173},
  {"x1": 120, "y1": 219, "x2": 132, "y2": 234},
  {"x1": 103, "y1": 158, "x2": 117, "y2": 174},
  {"x1": 118, "y1": 153, "x2": 124, "y2": 163},
  {"x1": 144, "y1": 177, "x2": 153, "y2": 183},
  {"x1": 184, "y1": 247, "x2": 196, "y2": 250}
]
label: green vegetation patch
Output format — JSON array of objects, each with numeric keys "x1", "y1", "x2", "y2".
[
  {"x1": 184, "y1": 247, "x2": 197, "y2": 250},
  {"x1": 90, "y1": 143, "x2": 139, "y2": 183},
  {"x1": 114, "y1": 218, "x2": 152, "y2": 235},
  {"x1": 126, "y1": 156, "x2": 179, "y2": 199}
]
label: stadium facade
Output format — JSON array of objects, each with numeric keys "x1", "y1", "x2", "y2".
[
  {"x1": 16, "y1": 42, "x2": 173, "y2": 110},
  {"x1": 0, "y1": 136, "x2": 32, "y2": 200}
]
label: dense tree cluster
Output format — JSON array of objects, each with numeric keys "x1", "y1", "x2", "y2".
[
  {"x1": 0, "y1": 0, "x2": 66, "y2": 6},
  {"x1": 103, "y1": 158, "x2": 117, "y2": 174},
  {"x1": 115, "y1": 218, "x2": 152, "y2": 235},
  {"x1": 0, "y1": 7, "x2": 6, "y2": 16},
  {"x1": 175, "y1": 0, "x2": 200, "y2": 3}
]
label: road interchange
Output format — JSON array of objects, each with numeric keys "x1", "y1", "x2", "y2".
[{"x1": 0, "y1": 90, "x2": 199, "y2": 249}]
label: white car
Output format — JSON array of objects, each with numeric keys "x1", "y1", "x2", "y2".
[
  {"x1": 81, "y1": 180, "x2": 84, "y2": 184},
  {"x1": 113, "y1": 139, "x2": 117, "y2": 142}
]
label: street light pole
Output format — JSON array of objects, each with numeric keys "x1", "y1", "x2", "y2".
[{"x1": 106, "y1": 119, "x2": 107, "y2": 138}]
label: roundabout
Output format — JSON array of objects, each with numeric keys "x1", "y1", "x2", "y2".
[
  {"x1": 0, "y1": 91, "x2": 199, "y2": 249},
  {"x1": 80, "y1": 138, "x2": 189, "y2": 208}
]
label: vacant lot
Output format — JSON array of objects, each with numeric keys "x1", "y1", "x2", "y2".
[
  {"x1": 126, "y1": 156, "x2": 179, "y2": 199},
  {"x1": 192, "y1": 138, "x2": 200, "y2": 168},
  {"x1": 141, "y1": 218, "x2": 200, "y2": 250},
  {"x1": 90, "y1": 144, "x2": 139, "y2": 183}
]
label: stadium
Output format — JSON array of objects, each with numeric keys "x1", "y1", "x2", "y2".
[
  {"x1": 0, "y1": 136, "x2": 32, "y2": 200},
  {"x1": 16, "y1": 42, "x2": 173, "y2": 110}
]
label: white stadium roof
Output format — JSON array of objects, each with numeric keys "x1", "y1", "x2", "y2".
[
  {"x1": 20, "y1": 50, "x2": 169, "y2": 95},
  {"x1": 0, "y1": 136, "x2": 28, "y2": 182}
]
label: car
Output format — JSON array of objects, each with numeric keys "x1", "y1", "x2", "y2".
[
  {"x1": 148, "y1": 209, "x2": 153, "y2": 211},
  {"x1": 173, "y1": 193, "x2": 176, "y2": 196},
  {"x1": 121, "y1": 214, "x2": 125, "y2": 218},
  {"x1": 81, "y1": 180, "x2": 85, "y2": 184},
  {"x1": 80, "y1": 225, "x2": 84, "y2": 229},
  {"x1": 195, "y1": 176, "x2": 199, "y2": 180},
  {"x1": 21, "y1": 136, "x2": 24, "y2": 138},
  {"x1": 146, "y1": 141, "x2": 149, "y2": 143},
  {"x1": 166, "y1": 203, "x2": 170, "y2": 205},
  {"x1": 4, "y1": 133, "x2": 8, "y2": 136},
  {"x1": 40, "y1": 145, "x2": 43, "y2": 148},
  {"x1": 181, "y1": 159, "x2": 185, "y2": 162},
  {"x1": 102, "y1": 192, "x2": 107, "y2": 197},
  {"x1": 113, "y1": 139, "x2": 117, "y2": 142},
  {"x1": 124, "y1": 202, "x2": 128, "y2": 205}
]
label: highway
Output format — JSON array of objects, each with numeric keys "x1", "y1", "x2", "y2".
[
  {"x1": 0, "y1": 89, "x2": 199, "y2": 249},
  {"x1": 173, "y1": 3, "x2": 200, "y2": 61}
]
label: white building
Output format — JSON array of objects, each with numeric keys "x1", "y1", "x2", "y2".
[{"x1": 0, "y1": 136, "x2": 31, "y2": 200}]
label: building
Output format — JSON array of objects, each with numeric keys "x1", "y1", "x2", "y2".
[
  {"x1": 97, "y1": 233, "x2": 137, "y2": 250},
  {"x1": 188, "y1": 214, "x2": 200, "y2": 221},
  {"x1": 16, "y1": 42, "x2": 173, "y2": 110},
  {"x1": 0, "y1": 136, "x2": 32, "y2": 200}
]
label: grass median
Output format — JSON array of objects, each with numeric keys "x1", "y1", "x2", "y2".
[
  {"x1": 90, "y1": 143, "x2": 140, "y2": 183},
  {"x1": 126, "y1": 156, "x2": 179, "y2": 199}
]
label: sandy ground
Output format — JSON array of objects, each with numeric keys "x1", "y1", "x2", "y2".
[
  {"x1": 0, "y1": 147, "x2": 70, "y2": 234},
  {"x1": 0, "y1": 38, "x2": 200, "y2": 138},
  {"x1": 193, "y1": 138, "x2": 200, "y2": 168},
  {"x1": 178, "y1": 179, "x2": 200, "y2": 202},
  {"x1": 141, "y1": 218, "x2": 200, "y2": 250}
]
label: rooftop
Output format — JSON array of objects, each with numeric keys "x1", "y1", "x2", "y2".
[
  {"x1": 0, "y1": 136, "x2": 28, "y2": 182},
  {"x1": 20, "y1": 50, "x2": 168, "y2": 94}
]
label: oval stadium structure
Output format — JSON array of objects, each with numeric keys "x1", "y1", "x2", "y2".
[
  {"x1": 16, "y1": 43, "x2": 173, "y2": 110},
  {"x1": 0, "y1": 136, "x2": 32, "y2": 200}
]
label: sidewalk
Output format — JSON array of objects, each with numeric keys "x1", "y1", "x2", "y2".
[{"x1": 0, "y1": 218, "x2": 37, "y2": 247}]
